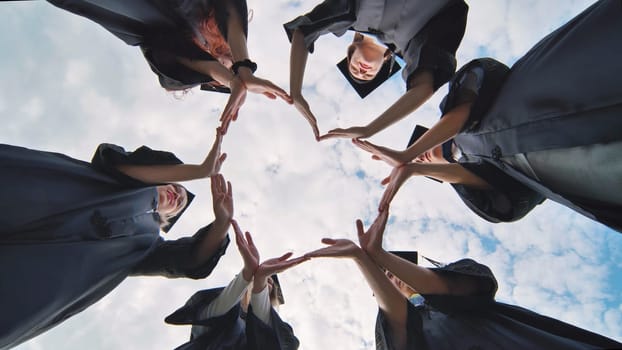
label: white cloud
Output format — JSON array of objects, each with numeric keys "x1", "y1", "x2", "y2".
[{"x1": 2, "y1": 1, "x2": 621, "y2": 349}]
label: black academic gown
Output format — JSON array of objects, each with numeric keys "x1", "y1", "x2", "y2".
[
  {"x1": 283, "y1": 0, "x2": 468, "y2": 91},
  {"x1": 0, "y1": 143, "x2": 229, "y2": 350},
  {"x1": 427, "y1": 0, "x2": 622, "y2": 232},
  {"x1": 165, "y1": 288, "x2": 300, "y2": 350},
  {"x1": 375, "y1": 259, "x2": 622, "y2": 350},
  {"x1": 46, "y1": 0, "x2": 248, "y2": 92}
]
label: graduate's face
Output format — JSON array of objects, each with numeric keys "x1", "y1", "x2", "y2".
[
  {"x1": 156, "y1": 184, "x2": 187, "y2": 218},
  {"x1": 347, "y1": 34, "x2": 387, "y2": 81},
  {"x1": 415, "y1": 145, "x2": 446, "y2": 164}
]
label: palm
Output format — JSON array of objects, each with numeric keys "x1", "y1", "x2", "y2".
[
  {"x1": 379, "y1": 165, "x2": 412, "y2": 211},
  {"x1": 203, "y1": 128, "x2": 226, "y2": 177},
  {"x1": 211, "y1": 174, "x2": 233, "y2": 225},
  {"x1": 241, "y1": 75, "x2": 292, "y2": 103},
  {"x1": 352, "y1": 139, "x2": 404, "y2": 167},
  {"x1": 305, "y1": 238, "x2": 360, "y2": 259},
  {"x1": 233, "y1": 220, "x2": 260, "y2": 274},
  {"x1": 220, "y1": 78, "x2": 247, "y2": 134},
  {"x1": 358, "y1": 211, "x2": 388, "y2": 254},
  {"x1": 320, "y1": 126, "x2": 369, "y2": 140},
  {"x1": 292, "y1": 95, "x2": 320, "y2": 140},
  {"x1": 255, "y1": 253, "x2": 308, "y2": 278}
]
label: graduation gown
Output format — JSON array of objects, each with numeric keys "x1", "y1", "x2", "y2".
[
  {"x1": 46, "y1": 0, "x2": 248, "y2": 92},
  {"x1": 0, "y1": 143, "x2": 229, "y2": 349},
  {"x1": 432, "y1": 0, "x2": 622, "y2": 231},
  {"x1": 283, "y1": 0, "x2": 468, "y2": 91},
  {"x1": 375, "y1": 259, "x2": 622, "y2": 350},
  {"x1": 165, "y1": 288, "x2": 300, "y2": 350}
]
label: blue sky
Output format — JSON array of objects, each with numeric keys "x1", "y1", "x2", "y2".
[{"x1": 1, "y1": 1, "x2": 621, "y2": 349}]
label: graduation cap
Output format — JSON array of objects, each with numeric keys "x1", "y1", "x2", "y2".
[
  {"x1": 336, "y1": 54, "x2": 402, "y2": 98},
  {"x1": 161, "y1": 187, "x2": 195, "y2": 233},
  {"x1": 390, "y1": 251, "x2": 418, "y2": 265},
  {"x1": 270, "y1": 274, "x2": 285, "y2": 305}
]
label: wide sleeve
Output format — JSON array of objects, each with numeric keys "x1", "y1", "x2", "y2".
[
  {"x1": 129, "y1": 223, "x2": 230, "y2": 279},
  {"x1": 283, "y1": 0, "x2": 356, "y2": 53},
  {"x1": 90, "y1": 143, "x2": 184, "y2": 187},
  {"x1": 440, "y1": 59, "x2": 510, "y2": 132},
  {"x1": 422, "y1": 259, "x2": 498, "y2": 311},
  {"x1": 246, "y1": 306, "x2": 300, "y2": 350},
  {"x1": 451, "y1": 160, "x2": 545, "y2": 223},
  {"x1": 165, "y1": 288, "x2": 247, "y2": 350}
]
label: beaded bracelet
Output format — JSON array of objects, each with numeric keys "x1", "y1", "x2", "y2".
[{"x1": 231, "y1": 59, "x2": 258, "y2": 75}]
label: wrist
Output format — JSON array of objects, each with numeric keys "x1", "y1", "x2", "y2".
[
  {"x1": 212, "y1": 218, "x2": 230, "y2": 233},
  {"x1": 252, "y1": 275, "x2": 268, "y2": 293},
  {"x1": 242, "y1": 267, "x2": 255, "y2": 282},
  {"x1": 232, "y1": 59, "x2": 257, "y2": 77}
]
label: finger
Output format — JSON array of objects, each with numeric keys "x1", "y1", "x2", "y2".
[
  {"x1": 304, "y1": 248, "x2": 331, "y2": 258},
  {"x1": 372, "y1": 155, "x2": 381, "y2": 161},
  {"x1": 318, "y1": 133, "x2": 344, "y2": 141},
  {"x1": 232, "y1": 110, "x2": 239, "y2": 122},
  {"x1": 245, "y1": 231, "x2": 255, "y2": 248},
  {"x1": 381, "y1": 176, "x2": 391, "y2": 186},
  {"x1": 217, "y1": 153, "x2": 227, "y2": 167},
  {"x1": 231, "y1": 219, "x2": 243, "y2": 236},
  {"x1": 279, "y1": 252, "x2": 294, "y2": 260},
  {"x1": 220, "y1": 117, "x2": 231, "y2": 135},
  {"x1": 262, "y1": 92, "x2": 277, "y2": 99},
  {"x1": 356, "y1": 219, "x2": 365, "y2": 236},
  {"x1": 320, "y1": 238, "x2": 336, "y2": 245},
  {"x1": 226, "y1": 181, "x2": 233, "y2": 197}
]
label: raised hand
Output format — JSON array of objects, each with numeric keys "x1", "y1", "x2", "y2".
[
  {"x1": 200, "y1": 127, "x2": 227, "y2": 177},
  {"x1": 238, "y1": 71, "x2": 293, "y2": 104},
  {"x1": 291, "y1": 93, "x2": 320, "y2": 141},
  {"x1": 352, "y1": 139, "x2": 408, "y2": 167},
  {"x1": 379, "y1": 164, "x2": 416, "y2": 212},
  {"x1": 254, "y1": 252, "x2": 308, "y2": 280},
  {"x1": 220, "y1": 76, "x2": 247, "y2": 134},
  {"x1": 251, "y1": 252, "x2": 308, "y2": 293},
  {"x1": 304, "y1": 238, "x2": 362, "y2": 259},
  {"x1": 357, "y1": 209, "x2": 389, "y2": 257},
  {"x1": 319, "y1": 126, "x2": 371, "y2": 140},
  {"x1": 211, "y1": 174, "x2": 233, "y2": 228},
  {"x1": 233, "y1": 219, "x2": 260, "y2": 281}
]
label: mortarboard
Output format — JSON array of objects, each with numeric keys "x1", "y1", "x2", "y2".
[
  {"x1": 336, "y1": 54, "x2": 402, "y2": 98},
  {"x1": 270, "y1": 274, "x2": 285, "y2": 305}
]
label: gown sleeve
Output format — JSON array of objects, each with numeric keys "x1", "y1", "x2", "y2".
[
  {"x1": 283, "y1": 0, "x2": 356, "y2": 53},
  {"x1": 246, "y1": 306, "x2": 300, "y2": 350},
  {"x1": 129, "y1": 223, "x2": 230, "y2": 279},
  {"x1": 166, "y1": 288, "x2": 247, "y2": 350},
  {"x1": 90, "y1": 143, "x2": 184, "y2": 187},
  {"x1": 451, "y1": 161, "x2": 546, "y2": 223}
]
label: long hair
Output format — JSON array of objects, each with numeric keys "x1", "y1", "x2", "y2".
[{"x1": 177, "y1": 0, "x2": 233, "y2": 66}]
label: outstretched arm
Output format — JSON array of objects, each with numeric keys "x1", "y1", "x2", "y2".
[
  {"x1": 320, "y1": 70, "x2": 435, "y2": 140},
  {"x1": 401, "y1": 102, "x2": 471, "y2": 162},
  {"x1": 289, "y1": 29, "x2": 320, "y2": 140},
  {"x1": 305, "y1": 238, "x2": 408, "y2": 349},
  {"x1": 195, "y1": 174, "x2": 234, "y2": 263},
  {"x1": 378, "y1": 163, "x2": 491, "y2": 211},
  {"x1": 359, "y1": 210, "x2": 477, "y2": 297},
  {"x1": 116, "y1": 128, "x2": 226, "y2": 184},
  {"x1": 352, "y1": 102, "x2": 472, "y2": 166}
]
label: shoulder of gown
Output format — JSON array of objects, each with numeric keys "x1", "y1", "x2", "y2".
[{"x1": 283, "y1": 0, "x2": 356, "y2": 53}]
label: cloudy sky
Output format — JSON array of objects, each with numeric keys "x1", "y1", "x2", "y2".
[{"x1": 2, "y1": 0, "x2": 621, "y2": 349}]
